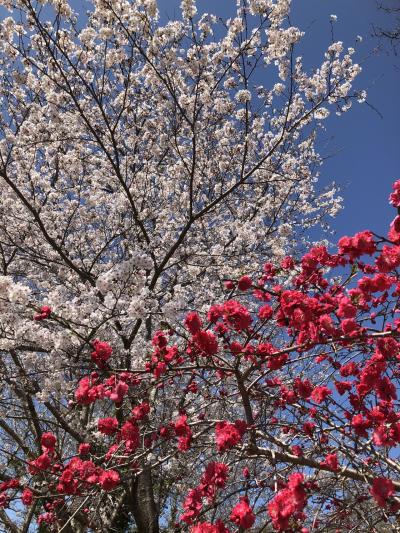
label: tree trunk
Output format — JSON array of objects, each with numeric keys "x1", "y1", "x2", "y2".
[{"x1": 130, "y1": 468, "x2": 159, "y2": 533}]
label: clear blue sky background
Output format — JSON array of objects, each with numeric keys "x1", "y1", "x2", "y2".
[{"x1": 155, "y1": 0, "x2": 400, "y2": 240}]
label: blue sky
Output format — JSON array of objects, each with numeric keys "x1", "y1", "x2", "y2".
[
  {"x1": 288, "y1": 0, "x2": 400, "y2": 240},
  {"x1": 156, "y1": 0, "x2": 400, "y2": 239}
]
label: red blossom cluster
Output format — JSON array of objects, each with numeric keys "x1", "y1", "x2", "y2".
[
  {"x1": 190, "y1": 521, "x2": 230, "y2": 533},
  {"x1": 75, "y1": 371, "x2": 138, "y2": 405},
  {"x1": 181, "y1": 462, "x2": 229, "y2": 525},
  {"x1": 174, "y1": 414, "x2": 193, "y2": 451},
  {"x1": 33, "y1": 305, "x2": 52, "y2": 321},
  {"x1": 215, "y1": 420, "x2": 247, "y2": 452},
  {"x1": 267, "y1": 473, "x2": 309, "y2": 531},
  {"x1": 229, "y1": 496, "x2": 256, "y2": 529},
  {"x1": 338, "y1": 230, "x2": 376, "y2": 260},
  {"x1": 91, "y1": 339, "x2": 113, "y2": 367},
  {"x1": 57, "y1": 457, "x2": 120, "y2": 494},
  {"x1": 192, "y1": 330, "x2": 219, "y2": 356},
  {"x1": 0, "y1": 479, "x2": 20, "y2": 508},
  {"x1": 207, "y1": 300, "x2": 252, "y2": 332},
  {"x1": 370, "y1": 477, "x2": 396, "y2": 508},
  {"x1": 146, "y1": 330, "x2": 181, "y2": 377},
  {"x1": 182, "y1": 471, "x2": 256, "y2": 532},
  {"x1": 389, "y1": 179, "x2": 400, "y2": 208},
  {"x1": 25, "y1": 429, "x2": 121, "y2": 498}
]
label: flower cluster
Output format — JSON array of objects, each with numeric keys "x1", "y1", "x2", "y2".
[
  {"x1": 91, "y1": 340, "x2": 113, "y2": 367},
  {"x1": 268, "y1": 473, "x2": 308, "y2": 531},
  {"x1": 181, "y1": 462, "x2": 229, "y2": 525},
  {"x1": 215, "y1": 420, "x2": 247, "y2": 452},
  {"x1": 33, "y1": 305, "x2": 52, "y2": 321}
]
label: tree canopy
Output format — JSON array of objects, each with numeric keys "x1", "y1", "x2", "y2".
[{"x1": 0, "y1": 1, "x2": 393, "y2": 532}]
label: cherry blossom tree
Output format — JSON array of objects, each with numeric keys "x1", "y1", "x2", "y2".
[{"x1": 0, "y1": 0, "x2": 369, "y2": 531}]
